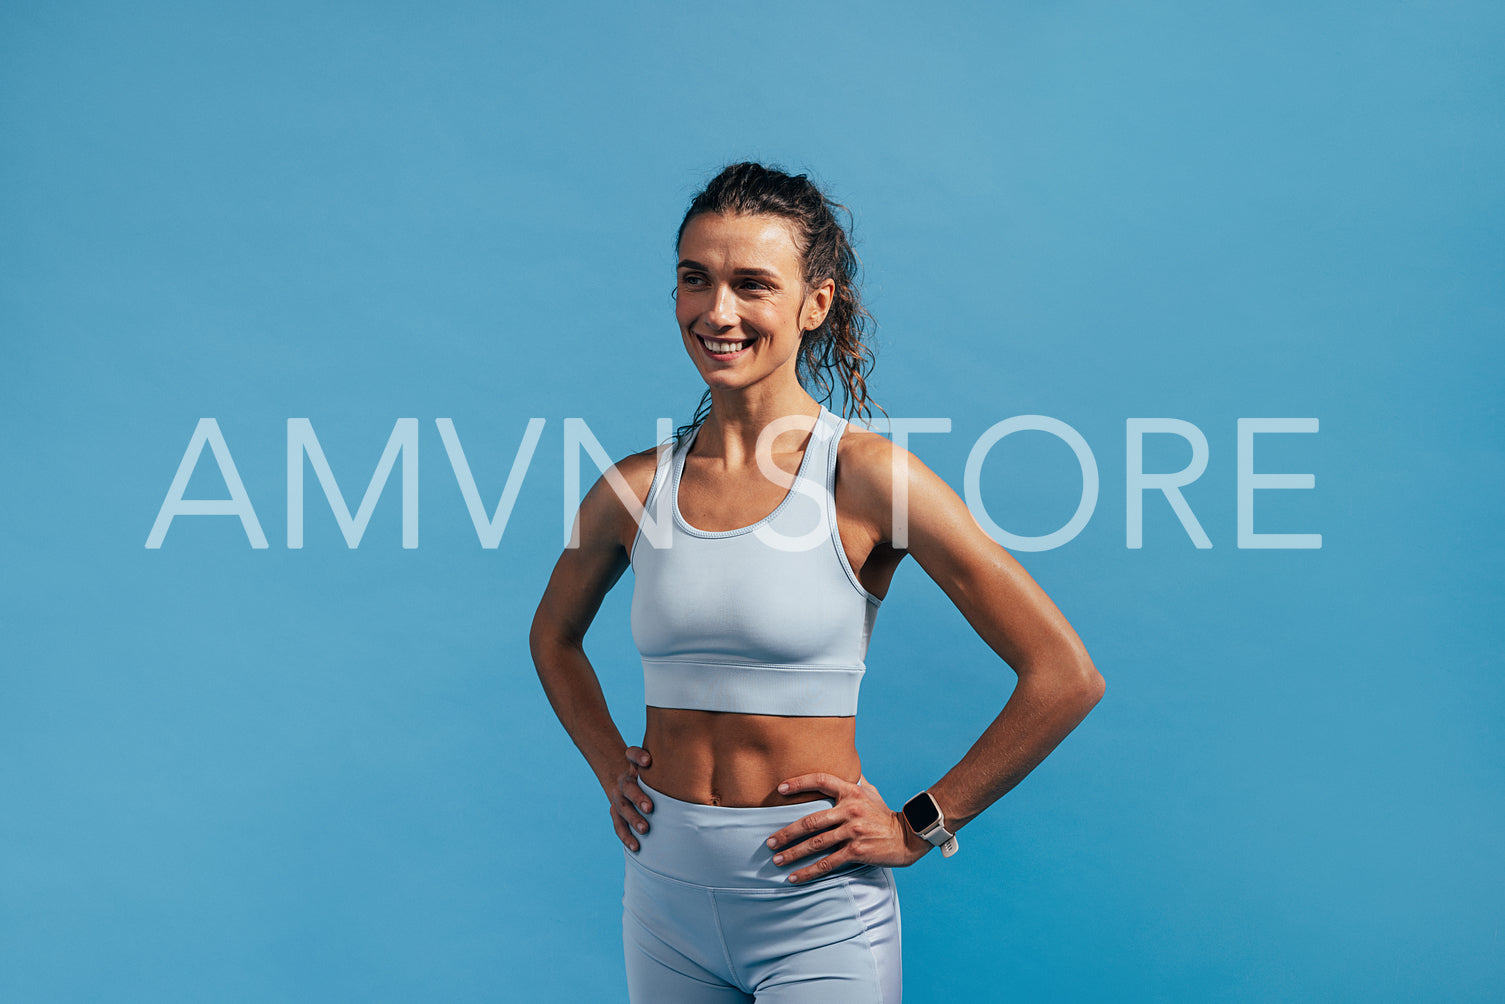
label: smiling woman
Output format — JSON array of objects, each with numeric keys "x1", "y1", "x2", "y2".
[
  {"x1": 677, "y1": 213, "x2": 818, "y2": 381},
  {"x1": 530, "y1": 162, "x2": 1104, "y2": 1002},
  {"x1": 671, "y1": 163, "x2": 876, "y2": 439}
]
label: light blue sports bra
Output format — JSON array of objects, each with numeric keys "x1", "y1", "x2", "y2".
[{"x1": 629, "y1": 406, "x2": 881, "y2": 716}]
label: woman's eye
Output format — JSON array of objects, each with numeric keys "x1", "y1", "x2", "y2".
[{"x1": 680, "y1": 274, "x2": 705, "y2": 287}]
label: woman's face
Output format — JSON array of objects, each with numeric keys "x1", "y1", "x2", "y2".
[{"x1": 675, "y1": 212, "x2": 832, "y2": 396}]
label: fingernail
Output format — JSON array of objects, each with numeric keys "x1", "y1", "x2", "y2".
[
  {"x1": 773, "y1": 854, "x2": 783, "y2": 864},
  {"x1": 637, "y1": 823, "x2": 646, "y2": 833},
  {"x1": 766, "y1": 837, "x2": 777, "y2": 848},
  {"x1": 778, "y1": 783, "x2": 790, "y2": 793},
  {"x1": 640, "y1": 802, "x2": 650, "y2": 812},
  {"x1": 787, "y1": 875, "x2": 799, "y2": 884}
]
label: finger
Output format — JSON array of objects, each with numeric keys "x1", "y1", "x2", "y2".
[
  {"x1": 626, "y1": 746, "x2": 652, "y2": 768},
  {"x1": 777, "y1": 771, "x2": 852, "y2": 800},
  {"x1": 616, "y1": 790, "x2": 650, "y2": 834},
  {"x1": 787, "y1": 847, "x2": 854, "y2": 885},
  {"x1": 765, "y1": 806, "x2": 840, "y2": 851},
  {"x1": 621, "y1": 776, "x2": 653, "y2": 816},
  {"x1": 611, "y1": 808, "x2": 641, "y2": 852},
  {"x1": 771, "y1": 824, "x2": 848, "y2": 866}
]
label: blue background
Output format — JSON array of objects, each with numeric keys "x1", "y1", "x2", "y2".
[{"x1": 4, "y1": 2, "x2": 1502, "y2": 1000}]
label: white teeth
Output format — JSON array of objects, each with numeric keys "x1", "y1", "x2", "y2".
[{"x1": 704, "y1": 338, "x2": 747, "y2": 354}]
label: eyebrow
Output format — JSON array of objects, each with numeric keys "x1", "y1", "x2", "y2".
[{"x1": 676, "y1": 260, "x2": 782, "y2": 280}]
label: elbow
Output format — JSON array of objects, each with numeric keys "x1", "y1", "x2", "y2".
[
  {"x1": 528, "y1": 608, "x2": 560, "y2": 673},
  {"x1": 528, "y1": 616, "x2": 547, "y2": 670},
  {"x1": 1071, "y1": 635, "x2": 1107, "y2": 707},
  {"x1": 1079, "y1": 659, "x2": 1105, "y2": 710},
  {"x1": 1029, "y1": 639, "x2": 1103, "y2": 713},
  {"x1": 529, "y1": 606, "x2": 582, "y2": 676},
  {"x1": 1068, "y1": 644, "x2": 1105, "y2": 712}
]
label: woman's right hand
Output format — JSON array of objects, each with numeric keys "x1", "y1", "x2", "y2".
[{"x1": 608, "y1": 746, "x2": 654, "y2": 852}]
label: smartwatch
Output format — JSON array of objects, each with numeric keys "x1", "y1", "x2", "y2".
[{"x1": 902, "y1": 790, "x2": 959, "y2": 857}]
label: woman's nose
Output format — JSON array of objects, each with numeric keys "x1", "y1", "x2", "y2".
[{"x1": 706, "y1": 285, "x2": 737, "y2": 328}]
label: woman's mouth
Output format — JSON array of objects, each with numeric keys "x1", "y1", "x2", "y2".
[{"x1": 697, "y1": 335, "x2": 752, "y2": 359}]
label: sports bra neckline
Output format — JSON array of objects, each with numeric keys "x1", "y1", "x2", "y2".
[{"x1": 670, "y1": 406, "x2": 836, "y2": 539}]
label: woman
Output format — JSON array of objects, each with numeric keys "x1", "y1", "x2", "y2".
[{"x1": 530, "y1": 162, "x2": 1103, "y2": 1002}]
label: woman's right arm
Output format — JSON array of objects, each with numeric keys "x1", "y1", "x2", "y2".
[{"x1": 528, "y1": 452, "x2": 658, "y2": 851}]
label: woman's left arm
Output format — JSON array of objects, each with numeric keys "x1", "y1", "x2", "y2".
[{"x1": 768, "y1": 434, "x2": 1105, "y2": 883}]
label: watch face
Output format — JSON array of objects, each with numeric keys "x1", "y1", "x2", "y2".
[{"x1": 903, "y1": 792, "x2": 941, "y2": 832}]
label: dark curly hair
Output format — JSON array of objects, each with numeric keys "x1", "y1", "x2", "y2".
[{"x1": 675, "y1": 162, "x2": 878, "y2": 437}]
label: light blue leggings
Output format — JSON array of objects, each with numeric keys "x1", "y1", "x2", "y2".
[{"x1": 623, "y1": 779, "x2": 902, "y2": 1003}]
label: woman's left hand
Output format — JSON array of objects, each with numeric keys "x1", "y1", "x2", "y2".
[{"x1": 765, "y1": 773, "x2": 931, "y2": 884}]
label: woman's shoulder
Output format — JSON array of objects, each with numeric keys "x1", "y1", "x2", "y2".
[
  {"x1": 575, "y1": 445, "x2": 670, "y2": 550},
  {"x1": 596, "y1": 446, "x2": 666, "y2": 515},
  {"x1": 834, "y1": 423, "x2": 906, "y2": 489},
  {"x1": 611, "y1": 446, "x2": 664, "y2": 495},
  {"x1": 833, "y1": 421, "x2": 954, "y2": 531}
]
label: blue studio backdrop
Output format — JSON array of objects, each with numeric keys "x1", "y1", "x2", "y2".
[{"x1": 4, "y1": 2, "x2": 1502, "y2": 1001}]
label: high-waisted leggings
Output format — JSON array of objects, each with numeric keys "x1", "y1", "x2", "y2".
[{"x1": 622, "y1": 778, "x2": 902, "y2": 1002}]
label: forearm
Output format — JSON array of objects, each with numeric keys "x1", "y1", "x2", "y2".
[
  {"x1": 531, "y1": 635, "x2": 631, "y2": 793},
  {"x1": 927, "y1": 648, "x2": 1103, "y2": 831}
]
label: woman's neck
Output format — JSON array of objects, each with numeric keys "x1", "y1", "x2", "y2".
[{"x1": 700, "y1": 384, "x2": 821, "y2": 465}]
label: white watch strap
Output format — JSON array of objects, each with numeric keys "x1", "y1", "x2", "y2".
[{"x1": 921, "y1": 819, "x2": 959, "y2": 857}]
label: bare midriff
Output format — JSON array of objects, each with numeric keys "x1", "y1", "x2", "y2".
[{"x1": 639, "y1": 707, "x2": 862, "y2": 807}]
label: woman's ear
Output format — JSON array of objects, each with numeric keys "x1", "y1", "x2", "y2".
[{"x1": 801, "y1": 278, "x2": 836, "y2": 332}]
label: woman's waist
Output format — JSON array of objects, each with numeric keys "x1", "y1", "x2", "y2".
[
  {"x1": 629, "y1": 776, "x2": 870, "y2": 890},
  {"x1": 639, "y1": 707, "x2": 860, "y2": 808}
]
